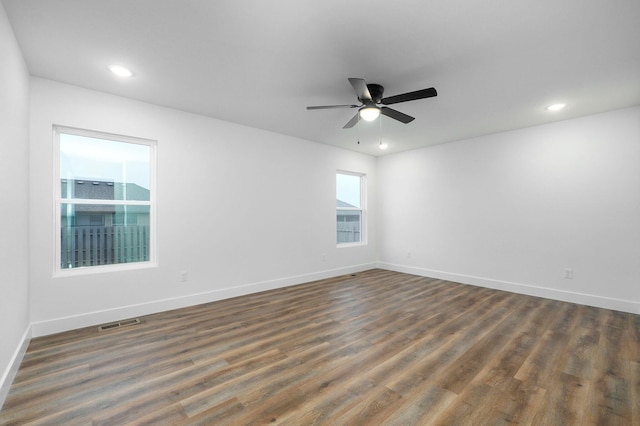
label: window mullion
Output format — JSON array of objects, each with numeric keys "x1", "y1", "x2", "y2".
[{"x1": 60, "y1": 198, "x2": 151, "y2": 206}]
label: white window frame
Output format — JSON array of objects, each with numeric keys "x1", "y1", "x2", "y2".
[
  {"x1": 336, "y1": 170, "x2": 367, "y2": 247},
  {"x1": 53, "y1": 125, "x2": 158, "y2": 276}
]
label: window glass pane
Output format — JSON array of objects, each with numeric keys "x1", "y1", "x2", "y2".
[
  {"x1": 60, "y1": 204, "x2": 150, "y2": 269},
  {"x1": 60, "y1": 133, "x2": 150, "y2": 201},
  {"x1": 337, "y1": 209, "x2": 362, "y2": 243},
  {"x1": 336, "y1": 173, "x2": 361, "y2": 208}
]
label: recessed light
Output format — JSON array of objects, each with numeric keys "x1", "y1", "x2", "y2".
[
  {"x1": 547, "y1": 103, "x2": 566, "y2": 111},
  {"x1": 108, "y1": 65, "x2": 133, "y2": 78}
]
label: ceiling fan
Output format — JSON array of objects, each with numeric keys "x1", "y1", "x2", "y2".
[{"x1": 307, "y1": 78, "x2": 437, "y2": 128}]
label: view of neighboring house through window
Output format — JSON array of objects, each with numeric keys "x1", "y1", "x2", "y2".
[
  {"x1": 55, "y1": 126, "x2": 156, "y2": 272},
  {"x1": 336, "y1": 171, "x2": 366, "y2": 245}
]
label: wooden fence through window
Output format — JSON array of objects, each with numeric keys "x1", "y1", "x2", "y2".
[
  {"x1": 337, "y1": 222, "x2": 361, "y2": 244},
  {"x1": 61, "y1": 225, "x2": 149, "y2": 268}
]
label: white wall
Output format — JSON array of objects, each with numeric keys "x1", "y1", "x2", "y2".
[
  {"x1": 29, "y1": 78, "x2": 377, "y2": 336},
  {"x1": 0, "y1": 2, "x2": 31, "y2": 406},
  {"x1": 378, "y1": 106, "x2": 640, "y2": 313}
]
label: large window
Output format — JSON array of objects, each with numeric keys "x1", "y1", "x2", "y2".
[
  {"x1": 54, "y1": 126, "x2": 156, "y2": 273},
  {"x1": 336, "y1": 171, "x2": 366, "y2": 245}
]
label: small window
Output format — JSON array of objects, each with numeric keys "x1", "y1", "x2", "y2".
[
  {"x1": 55, "y1": 126, "x2": 156, "y2": 273},
  {"x1": 336, "y1": 171, "x2": 366, "y2": 245}
]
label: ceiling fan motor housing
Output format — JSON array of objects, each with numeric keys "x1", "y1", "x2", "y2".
[{"x1": 365, "y1": 84, "x2": 384, "y2": 104}]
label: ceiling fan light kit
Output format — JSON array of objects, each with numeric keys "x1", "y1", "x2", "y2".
[
  {"x1": 307, "y1": 78, "x2": 437, "y2": 129},
  {"x1": 359, "y1": 107, "x2": 380, "y2": 121}
]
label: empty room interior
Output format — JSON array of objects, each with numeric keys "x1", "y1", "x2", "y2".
[{"x1": 1, "y1": 1, "x2": 639, "y2": 424}]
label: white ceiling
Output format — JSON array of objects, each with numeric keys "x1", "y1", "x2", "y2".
[{"x1": 3, "y1": 0, "x2": 640, "y2": 156}]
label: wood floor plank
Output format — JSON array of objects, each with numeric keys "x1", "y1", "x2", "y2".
[
  {"x1": 628, "y1": 358, "x2": 640, "y2": 426},
  {"x1": 1, "y1": 269, "x2": 638, "y2": 425},
  {"x1": 381, "y1": 385, "x2": 458, "y2": 425}
]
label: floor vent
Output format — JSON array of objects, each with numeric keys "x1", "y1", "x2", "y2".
[{"x1": 98, "y1": 318, "x2": 141, "y2": 332}]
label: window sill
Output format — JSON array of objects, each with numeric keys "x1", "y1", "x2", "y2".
[
  {"x1": 53, "y1": 261, "x2": 158, "y2": 278},
  {"x1": 337, "y1": 242, "x2": 367, "y2": 248}
]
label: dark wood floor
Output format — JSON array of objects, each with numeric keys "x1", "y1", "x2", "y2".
[{"x1": 1, "y1": 269, "x2": 639, "y2": 425}]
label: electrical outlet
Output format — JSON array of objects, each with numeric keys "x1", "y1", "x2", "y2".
[
  {"x1": 564, "y1": 268, "x2": 573, "y2": 279},
  {"x1": 407, "y1": 251, "x2": 412, "y2": 259},
  {"x1": 322, "y1": 253, "x2": 327, "y2": 262},
  {"x1": 180, "y1": 271, "x2": 189, "y2": 282}
]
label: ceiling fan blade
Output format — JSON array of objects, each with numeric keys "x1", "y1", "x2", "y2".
[
  {"x1": 307, "y1": 104, "x2": 359, "y2": 110},
  {"x1": 381, "y1": 87, "x2": 437, "y2": 105},
  {"x1": 348, "y1": 78, "x2": 373, "y2": 102},
  {"x1": 307, "y1": 105, "x2": 360, "y2": 109},
  {"x1": 381, "y1": 107, "x2": 415, "y2": 124},
  {"x1": 343, "y1": 113, "x2": 360, "y2": 129}
]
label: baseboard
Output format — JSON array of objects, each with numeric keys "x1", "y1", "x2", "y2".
[
  {"x1": 31, "y1": 263, "x2": 377, "y2": 337},
  {"x1": 0, "y1": 324, "x2": 31, "y2": 410},
  {"x1": 378, "y1": 262, "x2": 640, "y2": 314}
]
